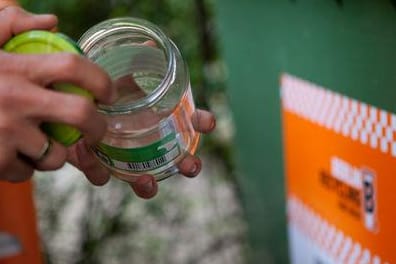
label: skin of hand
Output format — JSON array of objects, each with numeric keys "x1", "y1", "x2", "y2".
[
  {"x1": 0, "y1": 6, "x2": 216, "y2": 199},
  {"x1": 67, "y1": 109, "x2": 215, "y2": 199},
  {"x1": 0, "y1": 6, "x2": 113, "y2": 180}
]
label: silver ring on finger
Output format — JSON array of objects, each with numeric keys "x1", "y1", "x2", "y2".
[{"x1": 35, "y1": 138, "x2": 52, "y2": 162}]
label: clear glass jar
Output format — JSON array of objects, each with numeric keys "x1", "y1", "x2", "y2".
[{"x1": 78, "y1": 17, "x2": 200, "y2": 182}]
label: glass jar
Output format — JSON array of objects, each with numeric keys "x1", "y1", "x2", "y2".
[{"x1": 78, "y1": 17, "x2": 200, "y2": 182}]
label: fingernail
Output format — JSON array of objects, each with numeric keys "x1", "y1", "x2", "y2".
[
  {"x1": 209, "y1": 118, "x2": 216, "y2": 130},
  {"x1": 35, "y1": 13, "x2": 51, "y2": 18},
  {"x1": 190, "y1": 163, "x2": 199, "y2": 176},
  {"x1": 38, "y1": 14, "x2": 58, "y2": 23}
]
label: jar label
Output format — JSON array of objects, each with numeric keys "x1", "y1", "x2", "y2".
[{"x1": 93, "y1": 132, "x2": 181, "y2": 172}]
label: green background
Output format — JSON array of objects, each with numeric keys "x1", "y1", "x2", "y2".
[{"x1": 215, "y1": 0, "x2": 396, "y2": 263}]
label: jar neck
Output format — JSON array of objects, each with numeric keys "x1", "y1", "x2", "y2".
[{"x1": 78, "y1": 17, "x2": 178, "y2": 115}]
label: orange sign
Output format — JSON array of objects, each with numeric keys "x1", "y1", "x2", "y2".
[
  {"x1": 0, "y1": 181, "x2": 42, "y2": 264},
  {"x1": 281, "y1": 74, "x2": 395, "y2": 264}
]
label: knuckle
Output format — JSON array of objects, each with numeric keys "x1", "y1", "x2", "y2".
[
  {"x1": 0, "y1": 54, "x2": 27, "y2": 76},
  {"x1": 36, "y1": 143, "x2": 67, "y2": 171},
  {"x1": 0, "y1": 75, "x2": 22, "y2": 100},
  {"x1": 57, "y1": 53, "x2": 82, "y2": 73},
  {"x1": 3, "y1": 6, "x2": 20, "y2": 20},
  {"x1": 69, "y1": 97, "x2": 95, "y2": 125},
  {"x1": 0, "y1": 118, "x2": 16, "y2": 138},
  {"x1": 38, "y1": 92, "x2": 53, "y2": 110}
]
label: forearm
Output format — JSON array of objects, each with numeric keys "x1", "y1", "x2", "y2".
[{"x1": 0, "y1": 0, "x2": 18, "y2": 10}]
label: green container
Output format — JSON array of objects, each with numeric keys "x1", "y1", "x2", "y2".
[{"x1": 215, "y1": 1, "x2": 396, "y2": 263}]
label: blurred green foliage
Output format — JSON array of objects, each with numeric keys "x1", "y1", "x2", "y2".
[{"x1": 19, "y1": 0, "x2": 225, "y2": 108}]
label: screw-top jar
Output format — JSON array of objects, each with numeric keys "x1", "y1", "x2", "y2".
[{"x1": 78, "y1": 17, "x2": 200, "y2": 182}]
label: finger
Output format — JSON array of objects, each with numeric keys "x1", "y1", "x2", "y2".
[
  {"x1": 40, "y1": 93, "x2": 107, "y2": 145},
  {"x1": 177, "y1": 154, "x2": 201, "y2": 177},
  {"x1": 34, "y1": 140, "x2": 67, "y2": 171},
  {"x1": 143, "y1": 40, "x2": 157, "y2": 47},
  {"x1": 46, "y1": 94, "x2": 107, "y2": 145},
  {"x1": 66, "y1": 141, "x2": 79, "y2": 166},
  {"x1": 75, "y1": 140, "x2": 110, "y2": 186},
  {"x1": 0, "y1": 52, "x2": 115, "y2": 104},
  {"x1": 9, "y1": 82, "x2": 108, "y2": 145},
  {"x1": 191, "y1": 110, "x2": 216, "y2": 133},
  {"x1": 114, "y1": 74, "x2": 146, "y2": 97},
  {"x1": 5, "y1": 159, "x2": 34, "y2": 183},
  {"x1": 0, "y1": 6, "x2": 58, "y2": 45},
  {"x1": 14, "y1": 121, "x2": 67, "y2": 170},
  {"x1": 129, "y1": 174, "x2": 158, "y2": 199}
]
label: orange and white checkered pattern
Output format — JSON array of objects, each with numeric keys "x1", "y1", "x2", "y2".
[
  {"x1": 288, "y1": 195, "x2": 388, "y2": 264},
  {"x1": 281, "y1": 74, "x2": 396, "y2": 156}
]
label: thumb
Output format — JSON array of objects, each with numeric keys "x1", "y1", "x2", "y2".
[{"x1": 0, "y1": 6, "x2": 58, "y2": 45}]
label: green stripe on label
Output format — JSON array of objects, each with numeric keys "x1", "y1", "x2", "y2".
[{"x1": 95, "y1": 133, "x2": 178, "y2": 162}]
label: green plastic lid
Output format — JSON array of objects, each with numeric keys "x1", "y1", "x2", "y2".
[{"x1": 3, "y1": 30, "x2": 93, "y2": 146}]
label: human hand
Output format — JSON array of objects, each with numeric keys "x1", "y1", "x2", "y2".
[
  {"x1": 66, "y1": 109, "x2": 215, "y2": 199},
  {"x1": 0, "y1": 6, "x2": 216, "y2": 201},
  {"x1": 0, "y1": 7, "x2": 114, "y2": 181}
]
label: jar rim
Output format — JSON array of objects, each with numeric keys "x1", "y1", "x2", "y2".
[{"x1": 78, "y1": 17, "x2": 176, "y2": 114}]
